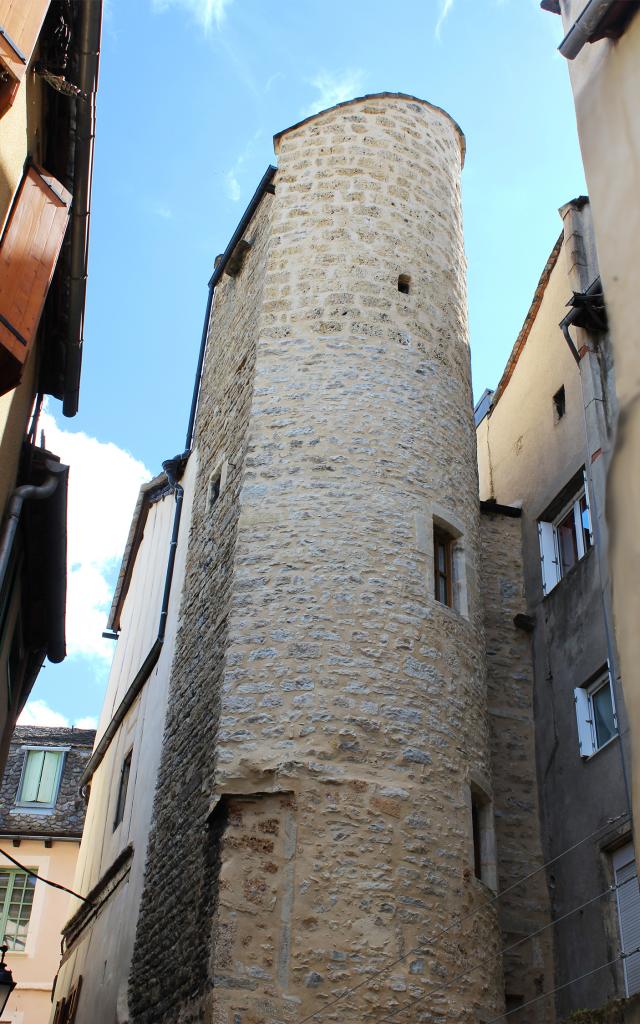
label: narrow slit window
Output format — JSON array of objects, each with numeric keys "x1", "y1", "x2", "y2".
[
  {"x1": 398, "y1": 274, "x2": 411, "y2": 295},
  {"x1": 553, "y1": 385, "x2": 566, "y2": 422},
  {"x1": 433, "y1": 528, "x2": 453, "y2": 607},
  {"x1": 471, "y1": 797, "x2": 482, "y2": 879},
  {"x1": 113, "y1": 750, "x2": 132, "y2": 830}
]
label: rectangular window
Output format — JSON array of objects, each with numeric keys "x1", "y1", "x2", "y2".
[
  {"x1": 113, "y1": 750, "x2": 132, "y2": 830},
  {"x1": 16, "y1": 748, "x2": 64, "y2": 807},
  {"x1": 574, "y1": 669, "x2": 618, "y2": 757},
  {"x1": 538, "y1": 473, "x2": 593, "y2": 594},
  {"x1": 433, "y1": 528, "x2": 453, "y2": 607},
  {"x1": 613, "y1": 844, "x2": 640, "y2": 996},
  {"x1": 0, "y1": 868, "x2": 36, "y2": 951}
]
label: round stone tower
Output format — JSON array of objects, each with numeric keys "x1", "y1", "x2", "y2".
[{"x1": 131, "y1": 94, "x2": 503, "y2": 1024}]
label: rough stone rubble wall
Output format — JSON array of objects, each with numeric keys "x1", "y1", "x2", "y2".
[
  {"x1": 131, "y1": 94, "x2": 503, "y2": 1024},
  {"x1": 129, "y1": 194, "x2": 274, "y2": 1024},
  {"x1": 480, "y1": 509, "x2": 555, "y2": 1022}
]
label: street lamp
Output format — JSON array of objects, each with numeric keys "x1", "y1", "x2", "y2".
[{"x1": 0, "y1": 944, "x2": 16, "y2": 1013}]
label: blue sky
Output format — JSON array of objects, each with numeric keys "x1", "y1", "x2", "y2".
[{"x1": 22, "y1": 0, "x2": 585, "y2": 727}]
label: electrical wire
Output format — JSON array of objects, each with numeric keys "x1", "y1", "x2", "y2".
[
  {"x1": 482, "y1": 946, "x2": 640, "y2": 1024},
  {"x1": 0, "y1": 846, "x2": 92, "y2": 904},
  {"x1": 373, "y1": 873, "x2": 638, "y2": 1024},
  {"x1": 295, "y1": 811, "x2": 626, "y2": 1024}
]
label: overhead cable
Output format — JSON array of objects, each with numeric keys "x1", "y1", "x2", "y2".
[{"x1": 294, "y1": 812, "x2": 627, "y2": 1024}]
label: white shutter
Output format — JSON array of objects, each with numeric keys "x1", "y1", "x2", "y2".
[
  {"x1": 538, "y1": 521, "x2": 560, "y2": 594},
  {"x1": 582, "y1": 469, "x2": 594, "y2": 545},
  {"x1": 574, "y1": 687, "x2": 595, "y2": 757},
  {"x1": 614, "y1": 844, "x2": 640, "y2": 995}
]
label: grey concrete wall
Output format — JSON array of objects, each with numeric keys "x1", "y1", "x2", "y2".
[{"x1": 476, "y1": 204, "x2": 631, "y2": 1017}]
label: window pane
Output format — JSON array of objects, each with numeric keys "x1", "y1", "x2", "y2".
[
  {"x1": 593, "y1": 683, "x2": 616, "y2": 748},
  {"x1": 37, "y1": 751, "x2": 61, "y2": 803},
  {"x1": 580, "y1": 495, "x2": 592, "y2": 551},
  {"x1": 20, "y1": 750, "x2": 44, "y2": 802},
  {"x1": 0, "y1": 869, "x2": 36, "y2": 951},
  {"x1": 557, "y1": 510, "x2": 578, "y2": 574}
]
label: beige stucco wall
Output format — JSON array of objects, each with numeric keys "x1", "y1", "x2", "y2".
[
  {"x1": 51, "y1": 457, "x2": 197, "y2": 1023},
  {"x1": 477, "y1": 238, "x2": 585, "y2": 514},
  {"x1": 0, "y1": 840, "x2": 79, "y2": 1024},
  {"x1": 559, "y1": 0, "x2": 640, "y2": 856}
]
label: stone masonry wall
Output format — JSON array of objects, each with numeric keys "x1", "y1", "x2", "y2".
[
  {"x1": 129, "y1": 192, "x2": 275, "y2": 1023},
  {"x1": 0, "y1": 726, "x2": 95, "y2": 837},
  {"x1": 480, "y1": 508, "x2": 555, "y2": 1022},
  {"x1": 131, "y1": 94, "x2": 504, "y2": 1024}
]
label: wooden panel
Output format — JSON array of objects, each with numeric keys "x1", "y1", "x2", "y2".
[
  {"x1": 0, "y1": 164, "x2": 71, "y2": 396},
  {"x1": 0, "y1": 0, "x2": 50, "y2": 85}
]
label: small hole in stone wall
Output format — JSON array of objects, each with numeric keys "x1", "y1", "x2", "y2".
[
  {"x1": 398, "y1": 274, "x2": 411, "y2": 295},
  {"x1": 553, "y1": 385, "x2": 566, "y2": 422}
]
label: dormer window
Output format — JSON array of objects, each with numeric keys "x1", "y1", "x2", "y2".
[{"x1": 15, "y1": 747, "x2": 66, "y2": 810}]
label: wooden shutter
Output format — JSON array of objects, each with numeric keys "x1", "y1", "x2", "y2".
[
  {"x1": 0, "y1": 0, "x2": 50, "y2": 116},
  {"x1": 613, "y1": 845, "x2": 640, "y2": 995},
  {"x1": 574, "y1": 687, "x2": 595, "y2": 757},
  {"x1": 0, "y1": 164, "x2": 71, "y2": 397},
  {"x1": 538, "y1": 520, "x2": 560, "y2": 594}
]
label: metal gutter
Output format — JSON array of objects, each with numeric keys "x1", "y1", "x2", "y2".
[
  {"x1": 559, "y1": 0, "x2": 618, "y2": 58},
  {"x1": 63, "y1": 0, "x2": 102, "y2": 416},
  {"x1": 0, "y1": 461, "x2": 66, "y2": 596},
  {"x1": 82, "y1": 165, "x2": 277, "y2": 790},
  {"x1": 184, "y1": 163, "x2": 276, "y2": 450},
  {"x1": 80, "y1": 452, "x2": 187, "y2": 791}
]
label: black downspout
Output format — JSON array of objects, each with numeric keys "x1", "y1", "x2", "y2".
[
  {"x1": 82, "y1": 165, "x2": 277, "y2": 791},
  {"x1": 184, "y1": 163, "x2": 276, "y2": 451}
]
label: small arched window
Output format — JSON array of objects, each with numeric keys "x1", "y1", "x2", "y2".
[{"x1": 398, "y1": 274, "x2": 411, "y2": 295}]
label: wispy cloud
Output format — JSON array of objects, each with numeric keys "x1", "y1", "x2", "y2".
[
  {"x1": 150, "y1": 0, "x2": 233, "y2": 32},
  {"x1": 39, "y1": 405, "x2": 151, "y2": 665},
  {"x1": 224, "y1": 129, "x2": 264, "y2": 203},
  {"x1": 225, "y1": 170, "x2": 242, "y2": 203},
  {"x1": 435, "y1": 0, "x2": 455, "y2": 39},
  {"x1": 302, "y1": 69, "x2": 365, "y2": 118},
  {"x1": 18, "y1": 700, "x2": 97, "y2": 730},
  {"x1": 153, "y1": 202, "x2": 173, "y2": 221}
]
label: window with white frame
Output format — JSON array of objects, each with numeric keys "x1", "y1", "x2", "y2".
[
  {"x1": 538, "y1": 471, "x2": 593, "y2": 594},
  {"x1": 612, "y1": 843, "x2": 640, "y2": 996},
  {"x1": 574, "y1": 668, "x2": 618, "y2": 758},
  {"x1": 15, "y1": 748, "x2": 66, "y2": 809},
  {"x1": 0, "y1": 868, "x2": 37, "y2": 950}
]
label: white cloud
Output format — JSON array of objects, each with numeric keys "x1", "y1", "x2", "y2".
[
  {"x1": 17, "y1": 701, "x2": 98, "y2": 729},
  {"x1": 153, "y1": 202, "x2": 173, "y2": 221},
  {"x1": 151, "y1": 0, "x2": 232, "y2": 31},
  {"x1": 225, "y1": 169, "x2": 242, "y2": 203},
  {"x1": 302, "y1": 69, "x2": 365, "y2": 119},
  {"x1": 435, "y1": 0, "x2": 455, "y2": 39},
  {"x1": 224, "y1": 130, "x2": 264, "y2": 204},
  {"x1": 39, "y1": 406, "x2": 151, "y2": 664},
  {"x1": 75, "y1": 716, "x2": 98, "y2": 730},
  {"x1": 18, "y1": 700, "x2": 69, "y2": 727}
]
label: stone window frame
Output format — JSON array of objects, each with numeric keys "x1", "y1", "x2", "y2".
[
  {"x1": 208, "y1": 455, "x2": 229, "y2": 512},
  {"x1": 466, "y1": 773, "x2": 498, "y2": 893},
  {"x1": 415, "y1": 504, "x2": 470, "y2": 619}
]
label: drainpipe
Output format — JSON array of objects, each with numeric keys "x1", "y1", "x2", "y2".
[
  {"x1": 63, "y1": 0, "x2": 102, "y2": 417},
  {"x1": 558, "y1": 203, "x2": 632, "y2": 815},
  {"x1": 184, "y1": 163, "x2": 276, "y2": 450},
  {"x1": 82, "y1": 164, "x2": 277, "y2": 791},
  {"x1": 559, "y1": 0, "x2": 618, "y2": 59},
  {"x1": 79, "y1": 452, "x2": 188, "y2": 793},
  {"x1": 0, "y1": 461, "x2": 66, "y2": 596}
]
